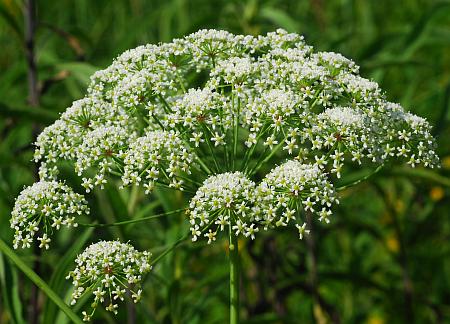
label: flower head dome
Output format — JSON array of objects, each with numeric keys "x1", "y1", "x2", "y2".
[
  {"x1": 257, "y1": 160, "x2": 337, "y2": 239},
  {"x1": 34, "y1": 29, "x2": 438, "y2": 199},
  {"x1": 67, "y1": 240, "x2": 151, "y2": 321},
  {"x1": 10, "y1": 181, "x2": 89, "y2": 249},
  {"x1": 188, "y1": 172, "x2": 259, "y2": 243},
  {"x1": 122, "y1": 129, "x2": 193, "y2": 192}
]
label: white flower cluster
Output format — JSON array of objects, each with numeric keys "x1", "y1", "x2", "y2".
[
  {"x1": 257, "y1": 161, "x2": 337, "y2": 239},
  {"x1": 211, "y1": 56, "x2": 256, "y2": 87},
  {"x1": 306, "y1": 106, "x2": 369, "y2": 177},
  {"x1": 314, "y1": 51, "x2": 359, "y2": 75},
  {"x1": 34, "y1": 97, "x2": 135, "y2": 183},
  {"x1": 188, "y1": 172, "x2": 259, "y2": 243},
  {"x1": 185, "y1": 29, "x2": 255, "y2": 70},
  {"x1": 67, "y1": 240, "x2": 151, "y2": 321},
  {"x1": 34, "y1": 28, "x2": 438, "y2": 199},
  {"x1": 77, "y1": 125, "x2": 136, "y2": 192},
  {"x1": 242, "y1": 88, "x2": 306, "y2": 151},
  {"x1": 10, "y1": 181, "x2": 88, "y2": 249},
  {"x1": 88, "y1": 43, "x2": 185, "y2": 103},
  {"x1": 165, "y1": 88, "x2": 233, "y2": 147},
  {"x1": 188, "y1": 162, "x2": 337, "y2": 242},
  {"x1": 15, "y1": 29, "x2": 439, "y2": 318},
  {"x1": 382, "y1": 102, "x2": 438, "y2": 167},
  {"x1": 27, "y1": 28, "x2": 439, "y2": 247},
  {"x1": 122, "y1": 130, "x2": 193, "y2": 192}
]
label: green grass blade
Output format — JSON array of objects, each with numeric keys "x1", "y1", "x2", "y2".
[
  {"x1": 56, "y1": 62, "x2": 98, "y2": 86},
  {"x1": 42, "y1": 227, "x2": 94, "y2": 324},
  {"x1": 0, "y1": 101, "x2": 58, "y2": 123},
  {"x1": 0, "y1": 253, "x2": 26, "y2": 324},
  {"x1": 390, "y1": 167, "x2": 450, "y2": 187},
  {"x1": 259, "y1": 7, "x2": 298, "y2": 32},
  {"x1": 0, "y1": 2, "x2": 22, "y2": 40},
  {"x1": 0, "y1": 238, "x2": 84, "y2": 324}
]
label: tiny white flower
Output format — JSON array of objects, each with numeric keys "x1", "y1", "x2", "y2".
[{"x1": 295, "y1": 223, "x2": 310, "y2": 240}]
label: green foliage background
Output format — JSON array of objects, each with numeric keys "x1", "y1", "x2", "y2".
[{"x1": 1, "y1": 0, "x2": 450, "y2": 323}]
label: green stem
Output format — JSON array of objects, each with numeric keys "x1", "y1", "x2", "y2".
[
  {"x1": 151, "y1": 211, "x2": 222, "y2": 265},
  {"x1": 150, "y1": 234, "x2": 188, "y2": 266},
  {"x1": 200, "y1": 123, "x2": 221, "y2": 172},
  {"x1": 240, "y1": 122, "x2": 271, "y2": 171},
  {"x1": 233, "y1": 96, "x2": 240, "y2": 170},
  {"x1": 248, "y1": 136, "x2": 286, "y2": 176},
  {"x1": 179, "y1": 132, "x2": 212, "y2": 175},
  {"x1": 79, "y1": 208, "x2": 184, "y2": 227},
  {"x1": 155, "y1": 181, "x2": 195, "y2": 194},
  {"x1": 0, "y1": 238, "x2": 84, "y2": 324},
  {"x1": 229, "y1": 226, "x2": 240, "y2": 324},
  {"x1": 194, "y1": 152, "x2": 213, "y2": 175},
  {"x1": 336, "y1": 164, "x2": 384, "y2": 191},
  {"x1": 158, "y1": 94, "x2": 173, "y2": 114}
]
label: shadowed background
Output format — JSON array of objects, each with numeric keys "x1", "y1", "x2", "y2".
[{"x1": 1, "y1": 0, "x2": 450, "y2": 323}]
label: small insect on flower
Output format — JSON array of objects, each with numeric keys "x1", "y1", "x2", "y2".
[
  {"x1": 10, "y1": 180, "x2": 89, "y2": 249},
  {"x1": 67, "y1": 240, "x2": 152, "y2": 321}
]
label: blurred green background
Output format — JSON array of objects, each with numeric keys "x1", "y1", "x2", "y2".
[{"x1": 1, "y1": 0, "x2": 450, "y2": 323}]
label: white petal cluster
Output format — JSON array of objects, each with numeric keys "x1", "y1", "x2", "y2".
[
  {"x1": 257, "y1": 160, "x2": 337, "y2": 239},
  {"x1": 34, "y1": 28, "x2": 438, "y2": 199},
  {"x1": 306, "y1": 106, "x2": 369, "y2": 176},
  {"x1": 242, "y1": 88, "x2": 306, "y2": 150},
  {"x1": 67, "y1": 240, "x2": 151, "y2": 321},
  {"x1": 188, "y1": 172, "x2": 259, "y2": 243},
  {"x1": 261, "y1": 29, "x2": 307, "y2": 50},
  {"x1": 314, "y1": 51, "x2": 359, "y2": 74},
  {"x1": 210, "y1": 56, "x2": 255, "y2": 86},
  {"x1": 167, "y1": 87, "x2": 232, "y2": 130},
  {"x1": 17, "y1": 29, "x2": 440, "y2": 318},
  {"x1": 88, "y1": 43, "x2": 187, "y2": 102},
  {"x1": 76, "y1": 125, "x2": 136, "y2": 191},
  {"x1": 10, "y1": 181, "x2": 88, "y2": 249},
  {"x1": 320, "y1": 106, "x2": 364, "y2": 127},
  {"x1": 112, "y1": 60, "x2": 177, "y2": 109},
  {"x1": 34, "y1": 97, "x2": 133, "y2": 180},
  {"x1": 185, "y1": 29, "x2": 256, "y2": 70},
  {"x1": 381, "y1": 102, "x2": 439, "y2": 167},
  {"x1": 122, "y1": 130, "x2": 193, "y2": 192}
]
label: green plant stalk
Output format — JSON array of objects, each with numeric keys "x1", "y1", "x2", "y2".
[
  {"x1": 0, "y1": 238, "x2": 83, "y2": 324},
  {"x1": 233, "y1": 96, "x2": 240, "y2": 171},
  {"x1": 151, "y1": 211, "x2": 222, "y2": 265},
  {"x1": 229, "y1": 227, "x2": 239, "y2": 324},
  {"x1": 200, "y1": 123, "x2": 222, "y2": 172},
  {"x1": 240, "y1": 122, "x2": 271, "y2": 172},
  {"x1": 79, "y1": 208, "x2": 185, "y2": 227},
  {"x1": 194, "y1": 153, "x2": 213, "y2": 175},
  {"x1": 248, "y1": 136, "x2": 286, "y2": 176},
  {"x1": 336, "y1": 163, "x2": 384, "y2": 191}
]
